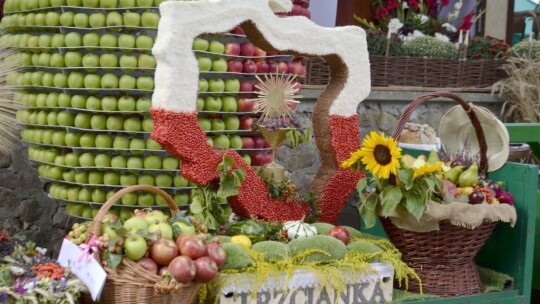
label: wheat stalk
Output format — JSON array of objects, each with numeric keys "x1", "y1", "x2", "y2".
[
  {"x1": 492, "y1": 56, "x2": 540, "y2": 123},
  {"x1": 0, "y1": 35, "x2": 23, "y2": 155}
]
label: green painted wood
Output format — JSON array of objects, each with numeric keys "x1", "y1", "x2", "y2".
[{"x1": 362, "y1": 161, "x2": 538, "y2": 303}]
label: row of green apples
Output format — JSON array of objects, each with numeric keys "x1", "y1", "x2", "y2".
[
  {"x1": 18, "y1": 50, "x2": 156, "y2": 69},
  {"x1": 4, "y1": 0, "x2": 167, "y2": 13},
  {"x1": 49, "y1": 181, "x2": 191, "y2": 208},
  {"x1": 2, "y1": 10, "x2": 160, "y2": 28}
]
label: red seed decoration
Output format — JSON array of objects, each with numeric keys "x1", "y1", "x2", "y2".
[{"x1": 316, "y1": 115, "x2": 364, "y2": 224}]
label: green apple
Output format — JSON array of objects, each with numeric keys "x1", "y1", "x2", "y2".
[
  {"x1": 196, "y1": 98, "x2": 205, "y2": 111},
  {"x1": 82, "y1": 0, "x2": 100, "y2": 7},
  {"x1": 90, "y1": 114, "x2": 107, "y2": 129},
  {"x1": 229, "y1": 135, "x2": 243, "y2": 149},
  {"x1": 119, "y1": 54, "x2": 137, "y2": 71},
  {"x1": 123, "y1": 11, "x2": 140, "y2": 27},
  {"x1": 35, "y1": 13, "x2": 47, "y2": 26},
  {"x1": 103, "y1": 172, "x2": 120, "y2": 185},
  {"x1": 119, "y1": 0, "x2": 135, "y2": 7},
  {"x1": 57, "y1": 111, "x2": 74, "y2": 126},
  {"x1": 99, "y1": 53, "x2": 118, "y2": 67},
  {"x1": 92, "y1": 188, "x2": 107, "y2": 203},
  {"x1": 95, "y1": 134, "x2": 113, "y2": 148},
  {"x1": 118, "y1": 96, "x2": 136, "y2": 111},
  {"x1": 54, "y1": 155, "x2": 66, "y2": 166},
  {"x1": 70, "y1": 95, "x2": 87, "y2": 109},
  {"x1": 136, "y1": 76, "x2": 154, "y2": 90},
  {"x1": 50, "y1": 34, "x2": 65, "y2": 47},
  {"x1": 145, "y1": 138, "x2": 161, "y2": 150},
  {"x1": 136, "y1": 97, "x2": 151, "y2": 112},
  {"x1": 41, "y1": 130, "x2": 54, "y2": 144},
  {"x1": 124, "y1": 216, "x2": 148, "y2": 232},
  {"x1": 113, "y1": 135, "x2": 130, "y2": 149},
  {"x1": 120, "y1": 174, "x2": 137, "y2": 187},
  {"x1": 173, "y1": 175, "x2": 189, "y2": 187},
  {"x1": 101, "y1": 96, "x2": 118, "y2": 111},
  {"x1": 89, "y1": 12, "x2": 106, "y2": 28},
  {"x1": 31, "y1": 71, "x2": 44, "y2": 86},
  {"x1": 136, "y1": 0, "x2": 153, "y2": 7},
  {"x1": 36, "y1": 93, "x2": 47, "y2": 107},
  {"x1": 119, "y1": 75, "x2": 136, "y2": 90},
  {"x1": 64, "y1": 51, "x2": 82, "y2": 67},
  {"x1": 197, "y1": 57, "x2": 212, "y2": 72},
  {"x1": 136, "y1": 34, "x2": 154, "y2": 49},
  {"x1": 173, "y1": 193, "x2": 189, "y2": 205},
  {"x1": 208, "y1": 40, "x2": 225, "y2": 54},
  {"x1": 142, "y1": 117, "x2": 153, "y2": 132},
  {"x1": 211, "y1": 58, "x2": 228, "y2": 72},
  {"x1": 106, "y1": 115, "x2": 124, "y2": 131},
  {"x1": 47, "y1": 111, "x2": 58, "y2": 125},
  {"x1": 100, "y1": 34, "x2": 117, "y2": 48},
  {"x1": 25, "y1": 13, "x2": 36, "y2": 26},
  {"x1": 143, "y1": 155, "x2": 161, "y2": 169},
  {"x1": 73, "y1": 13, "x2": 89, "y2": 28},
  {"x1": 137, "y1": 54, "x2": 156, "y2": 68},
  {"x1": 38, "y1": 72, "x2": 51, "y2": 87},
  {"x1": 106, "y1": 11, "x2": 123, "y2": 27},
  {"x1": 124, "y1": 116, "x2": 142, "y2": 132},
  {"x1": 74, "y1": 112, "x2": 91, "y2": 128},
  {"x1": 198, "y1": 117, "x2": 211, "y2": 131},
  {"x1": 94, "y1": 153, "x2": 111, "y2": 167},
  {"x1": 65, "y1": 32, "x2": 83, "y2": 47},
  {"x1": 213, "y1": 134, "x2": 230, "y2": 148},
  {"x1": 208, "y1": 78, "x2": 225, "y2": 93},
  {"x1": 88, "y1": 171, "x2": 104, "y2": 184},
  {"x1": 224, "y1": 79, "x2": 240, "y2": 93},
  {"x1": 155, "y1": 173, "x2": 173, "y2": 187},
  {"x1": 141, "y1": 11, "x2": 159, "y2": 27},
  {"x1": 60, "y1": 11, "x2": 75, "y2": 27},
  {"x1": 223, "y1": 115, "x2": 240, "y2": 130},
  {"x1": 86, "y1": 96, "x2": 101, "y2": 110},
  {"x1": 129, "y1": 138, "x2": 145, "y2": 154},
  {"x1": 126, "y1": 156, "x2": 143, "y2": 169},
  {"x1": 65, "y1": 133, "x2": 81, "y2": 146},
  {"x1": 221, "y1": 96, "x2": 237, "y2": 112},
  {"x1": 45, "y1": 12, "x2": 61, "y2": 26},
  {"x1": 79, "y1": 133, "x2": 96, "y2": 147},
  {"x1": 204, "y1": 96, "x2": 222, "y2": 111},
  {"x1": 52, "y1": 131, "x2": 67, "y2": 146},
  {"x1": 49, "y1": 53, "x2": 65, "y2": 67},
  {"x1": 118, "y1": 33, "x2": 136, "y2": 48},
  {"x1": 75, "y1": 172, "x2": 89, "y2": 184},
  {"x1": 192, "y1": 37, "x2": 209, "y2": 51},
  {"x1": 138, "y1": 174, "x2": 154, "y2": 186},
  {"x1": 67, "y1": 72, "x2": 85, "y2": 89},
  {"x1": 66, "y1": 0, "x2": 82, "y2": 5},
  {"x1": 82, "y1": 54, "x2": 100, "y2": 72},
  {"x1": 78, "y1": 152, "x2": 95, "y2": 167},
  {"x1": 64, "y1": 153, "x2": 79, "y2": 167},
  {"x1": 52, "y1": 73, "x2": 66, "y2": 89},
  {"x1": 101, "y1": 73, "x2": 119, "y2": 89},
  {"x1": 172, "y1": 221, "x2": 196, "y2": 236},
  {"x1": 20, "y1": 53, "x2": 32, "y2": 66},
  {"x1": 100, "y1": 0, "x2": 119, "y2": 8},
  {"x1": 198, "y1": 78, "x2": 208, "y2": 92},
  {"x1": 162, "y1": 157, "x2": 179, "y2": 170},
  {"x1": 110, "y1": 155, "x2": 127, "y2": 168},
  {"x1": 38, "y1": 35, "x2": 52, "y2": 49},
  {"x1": 45, "y1": 92, "x2": 59, "y2": 107},
  {"x1": 148, "y1": 222, "x2": 173, "y2": 238},
  {"x1": 66, "y1": 186, "x2": 80, "y2": 200},
  {"x1": 83, "y1": 33, "x2": 100, "y2": 47}
]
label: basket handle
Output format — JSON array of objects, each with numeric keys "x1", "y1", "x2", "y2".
[
  {"x1": 89, "y1": 185, "x2": 179, "y2": 237},
  {"x1": 392, "y1": 91, "x2": 488, "y2": 176}
]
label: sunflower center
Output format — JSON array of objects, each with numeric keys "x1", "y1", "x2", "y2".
[{"x1": 373, "y1": 145, "x2": 392, "y2": 165}]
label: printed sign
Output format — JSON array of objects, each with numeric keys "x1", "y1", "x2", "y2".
[{"x1": 57, "y1": 239, "x2": 107, "y2": 301}]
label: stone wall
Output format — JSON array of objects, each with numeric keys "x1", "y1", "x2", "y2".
[{"x1": 1, "y1": 89, "x2": 503, "y2": 255}]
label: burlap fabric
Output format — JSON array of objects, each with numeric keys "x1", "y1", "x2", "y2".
[{"x1": 381, "y1": 201, "x2": 517, "y2": 232}]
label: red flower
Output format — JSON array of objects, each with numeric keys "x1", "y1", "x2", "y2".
[
  {"x1": 459, "y1": 12, "x2": 475, "y2": 31},
  {"x1": 441, "y1": 0, "x2": 450, "y2": 7},
  {"x1": 375, "y1": 6, "x2": 390, "y2": 20},
  {"x1": 407, "y1": 0, "x2": 419, "y2": 10},
  {"x1": 386, "y1": 0, "x2": 398, "y2": 10}
]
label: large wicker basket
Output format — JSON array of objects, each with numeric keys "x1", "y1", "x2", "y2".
[
  {"x1": 381, "y1": 92, "x2": 499, "y2": 297},
  {"x1": 302, "y1": 56, "x2": 507, "y2": 88},
  {"x1": 80, "y1": 185, "x2": 200, "y2": 304}
]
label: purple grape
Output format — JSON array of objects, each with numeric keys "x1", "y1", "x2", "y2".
[{"x1": 468, "y1": 191, "x2": 485, "y2": 204}]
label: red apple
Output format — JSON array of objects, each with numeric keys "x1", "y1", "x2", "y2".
[
  {"x1": 266, "y1": 50, "x2": 279, "y2": 56},
  {"x1": 179, "y1": 236, "x2": 206, "y2": 260},
  {"x1": 205, "y1": 243, "x2": 226, "y2": 267},
  {"x1": 242, "y1": 60, "x2": 257, "y2": 74},
  {"x1": 158, "y1": 266, "x2": 169, "y2": 276},
  {"x1": 227, "y1": 60, "x2": 243, "y2": 73},
  {"x1": 151, "y1": 238, "x2": 179, "y2": 266},
  {"x1": 137, "y1": 257, "x2": 159, "y2": 274},
  {"x1": 237, "y1": 99, "x2": 255, "y2": 112},
  {"x1": 277, "y1": 61, "x2": 289, "y2": 73},
  {"x1": 168, "y1": 256, "x2": 196, "y2": 284},
  {"x1": 240, "y1": 43, "x2": 255, "y2": 57},
  {"x1": 253, "y1": 47, "x2": 267, "y2": 62},
  {"x1": 194, "y1": 256, "x2": 219, "y2": 283},
  {"x1": 253, "y1": 137, "x2": 266, "y2": 149},
  {"x1": 291, "y1": 4, "x2": 303, "y2": 16},
  {"x1": 224, "y1": 43, "x2": 241, "y2": 56},
  {"x1": 241, "y1": 137, "x2": 255, "y2": 149},
  {"x1": 328, "y1": 226, "x2": 350, "y2": 245},
  {"x1": 288, "y1": 60, "x2": 304, "y2": 75},
  {"x1": 263, "y1": 153, "x2": 273, "y2": 164},
  {"x1": 239, "y1": 116, "x2": 253, "y2": 130},
  {"x1": 231, "y1": 26, "x2": 245, "y2": 36},
  {"x1": 268, "y1": 61, "x2": 278, "y2": 73},
  {"x1": 251, "y1": 153, "x2": 266, "y2": 166},
  {"x1": 239, "y1": 81, "x2": 253, "y2": 96},
  {"x1": 256, "y1": 61, "x2": 270, "y2": 74}
]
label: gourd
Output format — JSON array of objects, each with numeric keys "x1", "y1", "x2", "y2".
[
  {"x1": 288, "y1": 235, "x2": 347, "y2": 264},
  {"x1": 283, "y1": 216, "x2": 317, "y2": 240},
  {"x1": 252, "y1": 241, "x2": 291, "y2": 262}
]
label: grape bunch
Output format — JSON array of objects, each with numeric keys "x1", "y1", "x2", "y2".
[
  {"x1": 67, "y1": 222, "x2": 91, "y2": 245},
  {"x1": 189, "y1": 216, "x2": 208, "y2": 234},
  {"x1": 96, "y1": 234, "x2": 124, "y2": 254},
  {"x1": 254, "y1": 115, "x2": 302, "y2": 132}
]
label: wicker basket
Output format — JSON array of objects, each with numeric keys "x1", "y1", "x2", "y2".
[
  {"x1": 302, "y1": 56, "x2": 507, "y2": 88},
  {"x1": 382, "y1": 92, "x2": 498, "y2": 297},
  {"x1": 80, "y1": 185, "x2": 201, "y2": 304}
]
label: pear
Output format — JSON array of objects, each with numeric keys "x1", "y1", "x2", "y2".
[
  {"x1": 444, "y1": 166, "x2": 464, "y2": 184},
  {"x1": 427, "y1": 150, "x2": 440, "y2": 165},
  {"x1": 401, "y1": 154, "x2": 416, "y2": 168},
  {"x1": 458, "y1": 163, "x2": 478, "y2": 187}
]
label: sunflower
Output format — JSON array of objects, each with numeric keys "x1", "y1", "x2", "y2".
[
  {"x1": 343, "y1": 131, "x2": 402, "y2": 179},
  {"x1": 413, "y1": 162, "x2": 443, "y2": 180}
]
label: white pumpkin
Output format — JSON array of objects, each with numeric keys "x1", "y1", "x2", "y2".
[{"x1": 283, "y1": 219, "x2": 317, "y2": 240}]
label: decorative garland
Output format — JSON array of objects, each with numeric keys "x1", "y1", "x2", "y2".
[{"x1": 151, "y1": 0, "x2": 370, "y2": 223}]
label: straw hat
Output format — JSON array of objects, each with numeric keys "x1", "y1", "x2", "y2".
[{"x1": 439, "y1": 105, "x2": 509, "y2": 172}]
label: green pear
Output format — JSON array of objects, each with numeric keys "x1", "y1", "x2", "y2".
[
  {"x1": 123, "y1": 215, "x2": 148, "y2": 232},
  {"x1": 400, "y1": 154, "x2": 416, "y2": 168},
  {"x1": 458, "y1": 163, "x2": 478, "y2": 187},
  {"x1": 427, "y1": 150, "x2": 440, "y2": 165},
  {"x1": 444, "y1": 166, "x2": 464, "y2": 184}
]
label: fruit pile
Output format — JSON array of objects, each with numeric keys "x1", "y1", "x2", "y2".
[
  {"x1": 68, "y1": 209, "x2": 226, "y2": 290},
  {"x1": 4, "y1": 0, "x2": 307, "y2": 219}
]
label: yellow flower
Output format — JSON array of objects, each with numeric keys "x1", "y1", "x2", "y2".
[
  {"x1": 343, "y1": 131, "x2": 402, "y2": 179},
  {"x1": 413, "y1": 162, "x2": 443, "y2": 179},
  {"x1": 341, "y1": 150, "x2": 363, "y2": 169}
]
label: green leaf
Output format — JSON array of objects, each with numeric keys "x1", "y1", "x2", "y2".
[
  {"x1": 404, "y1": 190, "x2": 426, "y2": 221},
  {"x1": 381, "y1": 187, "x2": 403, "y2": 216},
  {"x1": 190, "y1": 197, "x2": 203, "y2": 214},
  {"x1": 356, "y1": 178, "x2": 368, "y2": 193},
  {"x1": 137, "y1": 230, "x2": 158, "y2": 242},
  {"x1": 398, "y1": 168, "x2": 414, "y2": 190},
  {"x1": 232, "y1": 168, "x2": 246, "y2": 186},
  {"x1": 217, "y1": 175, "x2": 239, "y2": 198},
  {"x1": 107, "y1": 236, "x2": 119, "y2": 248},
  {"x1": 218, "y1": 154, "x2": 234, "y2": 173},
  {"x1": 359, "y1": 194, "x2": 378, "y2": 228},
  {"x1": 105, "y1": 252, "x2": 123, "y2": 269},
  {"x1": 424, "y1": 177, "x2": 435, "y2": 192}
]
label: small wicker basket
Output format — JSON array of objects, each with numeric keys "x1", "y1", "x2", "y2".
[
  {"x1": 80, "y1": 185, "x2": 200, "y2": 304},
  {"x1": 381, "y1": 92, "x2": 499, "y2": 297}
]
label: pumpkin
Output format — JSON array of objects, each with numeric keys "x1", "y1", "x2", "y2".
[{"x1": 283, "y1": 217, "x2": 318, "y2": 240}]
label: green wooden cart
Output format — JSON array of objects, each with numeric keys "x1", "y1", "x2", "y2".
[{"x1": 363, "y1": 161, "x2": 538, "y2": 304}]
